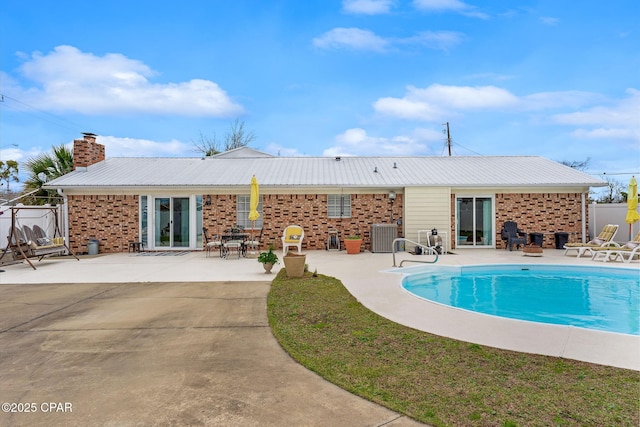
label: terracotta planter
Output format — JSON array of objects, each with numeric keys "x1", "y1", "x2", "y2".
[
  {"x1": 283, "y1": 253, "x2": 306, "y2": 278},
  {"x1": 344, "y1": 238, "x2": 362, "y2": 254}
]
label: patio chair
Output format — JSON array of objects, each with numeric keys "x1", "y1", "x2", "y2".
[
  {"x1": 202, "y1": 227, "x2": 222, "y2": 257},
  {"x1": 591, "y1": 231, "x2": 640, "y2": 263},
  {"x1": 281, "y1": 225, "x2": 304, "y2": 256},
  {"x1": 501, "y1": 221, "x2": 526, "y2": 251},
  {"x1": 563, "y1": 224, "x2": 618, "y2": 257}
]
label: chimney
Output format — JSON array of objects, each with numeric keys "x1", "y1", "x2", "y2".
[{"x1": 73, "y1": 132, "x2": 105, "y2": 170}]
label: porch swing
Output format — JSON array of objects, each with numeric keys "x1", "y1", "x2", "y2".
[{"x1": 0, "y1": 205, "x2": 79, "y2": 269}]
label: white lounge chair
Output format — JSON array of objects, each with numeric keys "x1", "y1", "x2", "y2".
[
  {"x1": 563, "y1": 224, "x2": 618, "y2": 257},
  {"x1": 591, "y1": 231, "x2": 640, "y2": 263}
]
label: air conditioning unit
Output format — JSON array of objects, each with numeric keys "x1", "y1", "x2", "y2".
[{"x1": 371, "y1": 224, "x2": 398, "y2": 253}]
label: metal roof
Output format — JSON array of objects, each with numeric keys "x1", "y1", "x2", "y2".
[{"x1": 45, "y1": 155, "x2": 606, "y2": 189}]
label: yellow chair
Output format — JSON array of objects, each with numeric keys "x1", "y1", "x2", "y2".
[
  {"x1": 281, "y1": 225, "x2": 304, "y2": 256},
  {"x1": 563, "y1": 224, "x2": 618, "y2": 257}
]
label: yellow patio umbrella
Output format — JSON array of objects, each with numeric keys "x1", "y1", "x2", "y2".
[
  {"x1": 248, "y1": 174, "x2": 260, "y2": 227},
  {"x1": 625, "y1": 176, "x2": 639, "y2": 240}
]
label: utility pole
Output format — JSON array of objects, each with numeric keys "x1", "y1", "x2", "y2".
[{"x1": 444, "y1": 122, "x2": 452, "y2": 156}]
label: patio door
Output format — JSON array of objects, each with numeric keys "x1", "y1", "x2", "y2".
[
  {"x1": 456, "y1": 196, "x2": 494, "y2": 247},
  {"x1": 154, "y1": 197, "x2": 190, "y2": 248}
]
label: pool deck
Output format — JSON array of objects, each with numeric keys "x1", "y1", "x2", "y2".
[{"x1": 1, "y1": 247, "x2": 638, "y2": 371}]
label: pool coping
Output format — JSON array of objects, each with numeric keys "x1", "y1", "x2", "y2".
[{"x1": 311, "y1": 250, "x2": 640, "y2": 371}]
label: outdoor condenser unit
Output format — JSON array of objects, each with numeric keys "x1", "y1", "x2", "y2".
[{"x1": 370, "y1": 224, "x2": 398, "y2": 253}]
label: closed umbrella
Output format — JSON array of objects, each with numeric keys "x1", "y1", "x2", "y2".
[
  {"x1": 248, "y1": 175, "x2": 260, "y2": 250},
  {"x1": 625, "y1": 176, "x2": 639, "y2": 240}
]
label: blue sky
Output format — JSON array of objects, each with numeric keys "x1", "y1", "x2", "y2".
[{"x1": 1, "y1": 0, "x2": 639, "y2": 189}]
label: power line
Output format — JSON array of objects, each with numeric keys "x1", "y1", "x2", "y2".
[
  {"x1": 0, "y1": 93, "x2": 86, "y2": 133},
  {"x1": 440, "y1": 122, "x2": 484, "y2": 156}
]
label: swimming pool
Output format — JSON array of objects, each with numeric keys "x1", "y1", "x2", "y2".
[{"x1": 402, "y1": 264, "x2": 640, "y2": 335}]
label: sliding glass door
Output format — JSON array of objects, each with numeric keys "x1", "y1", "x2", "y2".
[
  {"x1": 456, "y1": 196, "x2": 494, "y2": 247},
  {"x1": 153, "y1": 197, "x2": 190, "y2": 248}
]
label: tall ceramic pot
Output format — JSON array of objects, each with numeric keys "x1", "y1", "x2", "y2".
[{"x1": 283, "y1": 253, "x2": 306, "y2": 278}]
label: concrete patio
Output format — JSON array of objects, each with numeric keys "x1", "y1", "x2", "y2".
[{"x1": 1, "y1": 247, "x2": 638, "y2": 371}]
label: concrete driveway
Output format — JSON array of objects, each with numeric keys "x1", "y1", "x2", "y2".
[{"x1": 0, "y1": 280, "x2": 424, "y2": 427}]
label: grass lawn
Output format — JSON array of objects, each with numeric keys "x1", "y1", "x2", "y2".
[{"x1": 267, "y1": 270, "x2": 640, "y2": 427}]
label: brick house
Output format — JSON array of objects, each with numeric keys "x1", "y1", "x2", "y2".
[{"x1": 45, "y1": 133, "x2": 606, "y2": 254}]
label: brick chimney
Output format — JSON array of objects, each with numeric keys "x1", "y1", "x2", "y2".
[{"x1": 73, "y1": 133, "x2": 105, "y2": 170}]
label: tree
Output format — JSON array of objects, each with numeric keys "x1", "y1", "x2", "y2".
[
  {"x1": 193, "y1": 119, "x2": 256, "y2": 156},
  {"x1": 23, "y1": 145, "x2": 74, "y2": 205},
  {"x1": 223, "y1": 118, "x2": 255, "y2": 151},
  {"x1": 193, "y1": 131, "x2": 221, "y2": 157},
  {"x1": 560, "y1": 158, "x2": 590, "y2": 171},
  {"x1": 0, "y1": 159, "x2": 19, "y2": 193},
  {"x1": 595, "y1": 176, "x2": 626, "y2": 203}
]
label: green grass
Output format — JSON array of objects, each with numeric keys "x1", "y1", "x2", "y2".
[{"x1": 267, "y1": 271, "x2": 640, "y2": 427}]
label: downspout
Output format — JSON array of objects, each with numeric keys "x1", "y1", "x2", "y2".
[
  {"x1": 581, "y1": 191, "x2": 587, "y2": 243},
  {"x1": 57, "y1": 188, "x2": 69, "y2": 245}
]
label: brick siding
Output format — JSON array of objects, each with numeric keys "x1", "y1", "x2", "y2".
[
  {"x1": 66, "y1": 191, "x2": 585, "y2": 253},
  {"x1": 67, "y1": 195, "x2": 139, "y2": 253},
  {"x1": 204, "y1": 193, "x2": 402, "y2": 252},
  {"x1": 73, "y1": 134, "x2": 105, "y2": 170},
  {"x1": 449, "y1": 192, "x2": 586, "y2": 249},
  {"x1": 495, "y1": 192, "x2": 586, "y2": 249}
]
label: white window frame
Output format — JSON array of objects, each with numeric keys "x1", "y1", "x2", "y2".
[
  {"x1": 328, "y1": 194, "x2": 351, "y2": 218},
  {"x1": 237, "y1": 194, "x2": 263, "y2": 229}
]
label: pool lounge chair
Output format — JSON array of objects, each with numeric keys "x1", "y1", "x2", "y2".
[
  {"x1": 563, "y1": 224, "x2": 618, "y2": 257},
  {"x1": 591, "y1": 231, "x2": 640, "y2": 263}
]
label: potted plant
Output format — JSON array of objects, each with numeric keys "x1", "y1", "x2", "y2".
[
  {"x1": 282, "y1": 249, "x2": 306, "y2": 278},
  {"x1": 257, "y1": 247, "x2": 279, "y2": 274},
  {"x1": 344, "y1": 235, "x2": 363, "y2": 254}
]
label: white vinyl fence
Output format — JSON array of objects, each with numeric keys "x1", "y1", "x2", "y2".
[{"x1": 589, "y1": 203, "x2": 639, "y2": 242}]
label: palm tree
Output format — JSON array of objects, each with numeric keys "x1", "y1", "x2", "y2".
[{"x1": 23, "y1": 145, "x2": 74, "y2": 205}]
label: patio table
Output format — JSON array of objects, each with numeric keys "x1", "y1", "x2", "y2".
[{"x1": 221, "y1": 233, "x2": 248, "y2": 258}]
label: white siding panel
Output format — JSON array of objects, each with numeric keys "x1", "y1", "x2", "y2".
[{"x1": 404, "y1": 187, "x2": 451, "y2": 250}]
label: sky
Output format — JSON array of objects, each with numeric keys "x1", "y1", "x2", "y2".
[{"x1": 1, "y1": 0, "x2": 639, "y2": 191}]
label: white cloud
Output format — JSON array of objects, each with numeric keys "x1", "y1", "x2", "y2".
[
  {"x1": 322, "y1": 127, "x2": 432, "y2": 156},
  {"x1": 553, "y1": 88, "x2": 640, "y2": 143},
  {"x1": 11, "y1": 45, "x2": 244, "y2": 117},
  {"x1": 374, "y1": 96, "x2": 448, "y2": 120},
  {"x1": 314, "y1": 28, "x2": 464, "y2": 52},
  {"x1": 342, "y1": 0, "x2": 395, "y2": 15},
  {"x1": 540, "y1": 16, "x2": 559, "y2": 26},
  {"x1": 374, "y1": 84, "x2": 518, "y2": 121},
  {"x1": 522, "y1": 91, "x2": 601, "y2": 110},
  {"x1": 373, "y1": 84, "x2": 617, "y2": 123},
  {"x1": 313, "y1": 28, "x2": 389, "y2": 52},
  {"x1": 399, "y1": 31, "x2": 465, "y2": 51},
  {"x1": 570, "y1": 128, "x2": 638, "y2": 140},
  {"x1": 552, "y1": 88, "x2": 640, "y2": 127},
  {"x1": 98, "y1": 135, "x2": 192, "y2": 157},
  {"x1": 412, "y1": 0, "x2": 488, "y2": 18}
]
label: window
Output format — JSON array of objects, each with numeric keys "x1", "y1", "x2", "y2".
[
  {"x1": 237, "y1": 195, "x2": 263, "y2": 228},
  {"x1": 328, "y1": 194, "x2": 351, "y2": 218}
]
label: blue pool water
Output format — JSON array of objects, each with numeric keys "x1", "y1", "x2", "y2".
[{"x1": 402, "y1": 264, "x2": 640, "y2": 335}]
